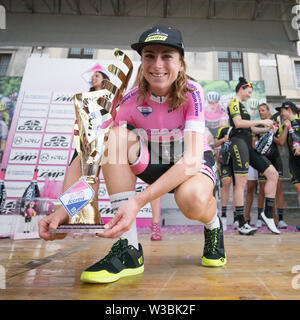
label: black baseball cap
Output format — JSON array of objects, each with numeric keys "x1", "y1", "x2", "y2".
[
  {"x1": 275, "y1": 101, "x2": 297, "y2": 112},
  {"x1": 131, "y1": 25, "x2": 185, "y2": 56}
]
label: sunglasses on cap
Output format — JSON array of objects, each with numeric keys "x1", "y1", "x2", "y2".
[{"x1": 241, "y1": 82, "x2": 253, "y2": 88}]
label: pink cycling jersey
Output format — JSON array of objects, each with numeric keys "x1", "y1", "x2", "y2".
[
  {"x1": 114, "y1": 80, "x2": 210, "y2": 153},
  {"x1": 204, "y1": 103, "x2": 228, "y2": 130}
]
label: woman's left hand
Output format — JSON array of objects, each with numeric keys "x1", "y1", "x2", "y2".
[
  {"x1": 294, "y1": 146, "x2": 300, "y2": 156},
  {"x1": 97, "y1": 198, "x2": 141, "y2": 238},
  {"x1": 262, "y1": 119, "x2": 273, "y2": 128}
]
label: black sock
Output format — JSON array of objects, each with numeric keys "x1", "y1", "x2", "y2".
[
  {"x1": 221, "y1": 206, "x2": 227, "y2": 217},
  {"x1": 236, "y1": 206, "x2": 245, "y2": 227},
  {"x1": 257, "y1": 207, "x2": 263, "y2": 219},
  {"x1": 277, "y1": 208, "x2": 284, "y2": 221},
  {"x1": 264, "y1": 198, "x2": 275, "y2": 219}
]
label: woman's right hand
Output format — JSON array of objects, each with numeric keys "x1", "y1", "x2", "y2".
[
  {"x1": 38, "y1": 206, "x2": 69, "y2": 241},
  {"x1": 261, "y1": 119, "x2": 273, "y2": 128},
  {"x1": 98, "y1": 198, "x2": 141, "y2": 239},
  {"x1": 223, "y1": 135, "x2": 229, "y2": 143},
  {"x1": 284, "y1": 119, "x2": 291, "y2": 128}
]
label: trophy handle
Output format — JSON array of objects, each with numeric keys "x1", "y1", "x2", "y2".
[{"x1": 106, "y1": 49, "x2": 134, "y2": 109}]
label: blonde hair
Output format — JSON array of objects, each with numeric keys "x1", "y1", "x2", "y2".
[
  {"x1": 257, "y1": 103, "x2": 269, "y2": 111},
  {"x1": 132, "y1": 64, "x2": 143, "y2": 88},
  {"x1": 257, "y1": 103, "x2": 272, "y2": 118},
  {"x1": 137, "y1": 58, "x2": 194, "y2": 110}
]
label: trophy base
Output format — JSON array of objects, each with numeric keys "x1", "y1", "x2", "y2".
[{"x1": 51, "y1": 224, "x2": 105, "y2": 234}]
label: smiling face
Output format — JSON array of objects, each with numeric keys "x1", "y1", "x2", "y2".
[
  {"x1": 91, "y1": 71, "x2": 104, "y2": 90},
  {"x1": 141, "y1": 44, "x2": 184, "y2": 96}
]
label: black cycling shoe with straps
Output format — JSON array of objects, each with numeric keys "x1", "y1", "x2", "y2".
[
  {"x1": 80, "y1": 238, "x2": 144, "y2": 283},
  {"x1": 201, "y1": 216, "x2": 227, "y2": 267}
]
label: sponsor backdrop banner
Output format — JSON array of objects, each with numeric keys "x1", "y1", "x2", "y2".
[
  {"x1": 0, "y1": 57, "x2": 267, "y2": 233},
  {"x1": 1, "y1": 57, "x2": 153, "y2": 231}
]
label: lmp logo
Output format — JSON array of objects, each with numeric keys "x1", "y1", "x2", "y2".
[
  {"x1": 291, "y1": 5, "x2": 300, "y2": 30},
  {"x1": 39, "y1": 170, "x2": 65, "y2": 179},
  {"x1": 0, "y1": 5, "x2": 6, "y2": 30},
  {"x1": 52, "y1": 93, "x2": 74, "y2": 104},
  {"x1": 10, "y1": 154, "x2": 37, "y2": 162}
]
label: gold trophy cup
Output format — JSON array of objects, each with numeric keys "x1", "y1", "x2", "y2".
[{"x1": 52, "y1": 49, "x2": 133, "y2": 233}]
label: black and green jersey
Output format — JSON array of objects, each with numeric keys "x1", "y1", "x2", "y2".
[
  {"x1": 215, "y1": 125, "x2": 230, "y2": 141},
  {"x1": 227, "y1": 98, "x2": 251, "y2": 140},
  {"x1": 282, "y1": 116, "x2": 300, "y2": 163}
]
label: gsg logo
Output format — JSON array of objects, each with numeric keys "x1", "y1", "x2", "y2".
[
  {"x1": 18, "y1": 120, "x2": 43, "y2": 131},
  {"x1": 43, "y1": 136, "x2": 69, "y2": 148}
]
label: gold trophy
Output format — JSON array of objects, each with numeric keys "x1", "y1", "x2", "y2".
[{"x1": 52, "y1": 49, "x2": 133, "y2": 233}]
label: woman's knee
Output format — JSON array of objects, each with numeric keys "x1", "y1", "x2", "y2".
[
  {"x1": 234, "y1": 174, "x2": 248, "y2": 189},
  {"x1": 264, "y1": 166, "x2": 279, "y2": 181},
  {"x1": 175, "y1": 188, "x2": 212, "y2": 220},
  {"x1": 247, "y1": 180, "x2": 257, "y2": 193},
  {"x1": 221, "y1": 178, "x2": 231, "y2": 189}
]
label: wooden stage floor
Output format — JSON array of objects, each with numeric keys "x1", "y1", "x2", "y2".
[{"x1": 0, "y1": 225, "x2": 299, "y2": 300}]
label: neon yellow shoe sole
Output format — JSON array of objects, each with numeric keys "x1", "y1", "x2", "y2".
[
  {"x1": 201, "y1": 255, "x2": 227, "y2": 267},
  {"x1": 80, "y1": 265, "x2": 144, "y2": 284}
]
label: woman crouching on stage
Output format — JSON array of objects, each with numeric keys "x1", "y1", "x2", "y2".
[{"x1": 39, "y1": 25, "x2": 227, "y2": 284}]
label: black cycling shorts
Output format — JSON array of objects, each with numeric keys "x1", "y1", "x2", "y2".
[
  {"x1": 126, "y1": 125, "x2": 217, "y2": 190},
  {"x1": 258, "y1": 152, "x2": 283, "y2": 181},
  {"x1": 136, "y1": 148, "x2": 217, "y2": 190},
  {"x1": 230, "y1": 136, "x2": 272, "y2": 175},
  {"x1": 219, "y1": 163, "x2": 234, "y2": 180},
  {"x1": 289, "y1": 156, "x2": 300, "y2": 184}
]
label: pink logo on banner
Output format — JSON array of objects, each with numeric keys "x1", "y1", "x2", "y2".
[{"x1": 81, "y1": 64, "x2": 109, "y2": 86}]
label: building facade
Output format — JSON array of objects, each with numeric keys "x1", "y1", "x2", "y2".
[{"x1": 2, "y1": 45, "x2": 300, "y2": 104}]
